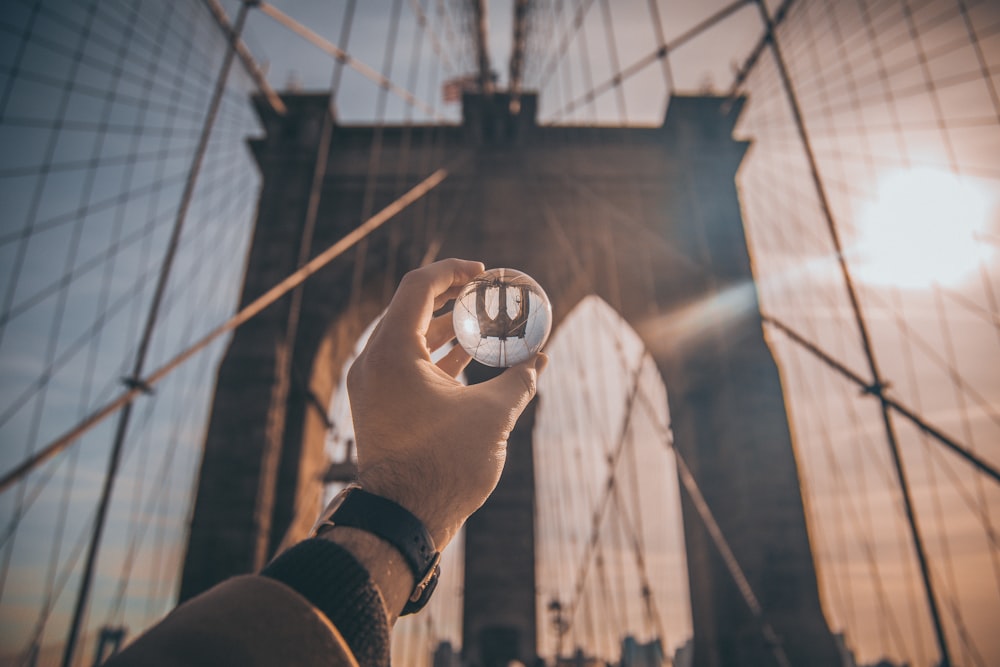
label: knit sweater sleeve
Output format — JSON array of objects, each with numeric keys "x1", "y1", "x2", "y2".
[{"x1": 261, "y1": 538, "x2": 390, "y2": 667}]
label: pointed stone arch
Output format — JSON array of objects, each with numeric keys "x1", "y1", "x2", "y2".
[{"x1": 181, "y1": 91, "x2": 840, "y2": 666}]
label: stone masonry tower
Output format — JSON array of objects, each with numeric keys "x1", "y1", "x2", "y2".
[{"x1": 180, "y1": 91, "x2": 841, "y2": 666}]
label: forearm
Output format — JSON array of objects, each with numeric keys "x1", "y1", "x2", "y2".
[
  {"x1": 105, "y1": 574, "x2": 363, "y2": 667},
  {"x1": 260, "y1": 537, "x2": 392, "y2": 665},
  {"x1": 108, "y1": 536, "x2": 401, "y2": 667},
  {"x1": 315, "y1": 525, "x2": 415, "y2": 624}
]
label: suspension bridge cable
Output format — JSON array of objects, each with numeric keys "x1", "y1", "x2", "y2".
[
  {"x1": 736, "y1": 66, "x2": 859, "y2": 630},
  {"x1": 568, "y1": 320, "x2": 608, "y2": 656},
  {"x1": 0, "y1": 0, "x2": 99, "y2": 358},
  {"x1": 957, "y1": 1, "x2": 1000, "y2": 124},
  {"x1": 471, "y1": 0, "x2": 492, "y2": 92},
  {"x1": 926, "y1": 291, "x2": 988, "y2": 666},
  {"x1": 633, "y1": 376, "x2": 795, "y2": 667},
  {"x1": 536, "y1": 0, "x2": 597, "y2": 93},
  {"x1": 758, "y1": 27, "x2": 916, "y2": 655},
  {"x1": 261, "y1": 0, "x2": 364, "y2": 561},
  {"x1": 873, "y1": 280, "x2": 1000, "y2": 573},
  {"x1": 18, "y1": 509, "x2": 98, "y2": 666},
  {"x1": 101, "y1": 153, "x2": 262, "y2": 633},
  {"x1": 0, "y1": 0, "x2": 137, "y2": 604},
  {"x1": 560, "y1": 361, "x2": 644, "y2": 640},
  {"x1": 45, "y1": 0, "x2": 180, "y2": 647},
  {"x1": 0, "y1": 0, "x2": 237, "y2": 555},
  {"x1": 532, "y1": 14, "x2": 682, "y2": 647},
  {"x1": 0, "y1": 7, "x2": 234, "y2": 124},
  {"x1": 509, "y1": 0, "x2": 531, "y2": 107},
  {"x1": 0, "y1": 142, "x2": 250, "y2": 438},
  {"x1": 751, "y1": 13, "x2": 1000, "y2": 122},
  {"x1": 574, "y1": 8, "x2": 601, "y2": 123},
  {"x1": 25, "y1": 301, "x2": 225, "y2": 647},
  {"x1": 898, "y1": 0, "x2": 1000, "y2": 611},
  {"x1": 255, "y1": 2, "x2": 446, "y2": 121},
  {"x1": 557, "y1": 319, "x2": 611, "y2": 655},
  {"x1": 0, "y1": 161, "x2": 456, "y2": 496},
  {"x1": 744, "y1": 45, "x2": 936, "y2": 650},
  {"x1": 540, "y1": 392, "x2": 575, "y2": 657},
  {"x1": 611, "y1": 475, "x2": 667, "y2": 643},
  {"x1": 644, "y1": 0, "x2": 675, "y2": 95},
  {"x1": 585, "y1": 315, "x2": 629, "y2": 659},
  {"x1": 3, "y1": 1, "x2": 996, "y2": 661},
  {"x1": 598, "y1": 341, "x2": 640, "y2": 649},
  {"x1": 0, "y1": 2, "x2": 463, "y2": 657},
  {"x1": 763, "y1": 314, "x2": 1000, "y2": 485},
  {"x1": 603, "y1": 328, "x2": 668, "y2": 644},
  {"x1": 407, "y1": 0, "x2": 457, "y2": 77},
  {"x1": 435, "y1": 0, "x2": 467, "y2": 74},
  {"x1": 551, "y1": 3, "x2": 578, "y2": 122},
  {"x1": 202, "y1": 0, "x2": 286, "y2": 116},
  {"x1": 57, "y1": 2, "x2": 254, "y2": 663},
  {"x1": 411, "y1": 14, "x2": 454, "y2": 269},
  {"x1": 103, "y1": 103, "x2": 262, "y2": 622},
  {"x1": 672, "y1": 451, "x2": 792, "y2": 667},
  {"x1": 780, "y1": 333, "x2": 858, "y2": 638},
  {"x1": 381, "y1": 5, "x2": 432, "y2": 303},
  {"x1": 599, "y1": 0, "x2": 628, "y2": 122},
  {"x1": 349, "y1": 0, "x2": 405, "y2": 314},
  {"x1": 726, "y1": 0, "x2": 794, "y2": 99},
  {"x1": 753, "y1": 2, "x2": 954, "y2": 662},
  {"x1": 550, "y1": 0, "x2": 750, "y2": 121},
  {"x1": 0, "y1": 0, "x2": 41, "y2": 119},
  {"x1": 788, "y1": 7, "x2": 953, "y2": 662}
]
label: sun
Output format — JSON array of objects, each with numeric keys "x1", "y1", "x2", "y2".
[{"x1": 851, "y1": 167, "x2": 994, "y2": 289}]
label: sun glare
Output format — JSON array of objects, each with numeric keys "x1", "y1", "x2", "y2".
[{"x1": 852, "y1": 167, "x2": 994, "y2": 289}]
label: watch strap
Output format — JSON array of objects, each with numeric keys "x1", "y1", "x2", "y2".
[{"x1": 321, "y1": 488, "x2": 440, "y2": 615}]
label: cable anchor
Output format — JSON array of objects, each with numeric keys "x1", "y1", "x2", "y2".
[{"x1": 120, "y1": 376, "x2": 154, "y2": 395}]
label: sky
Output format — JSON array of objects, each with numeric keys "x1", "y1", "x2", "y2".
[{"x1": 0, "y1": 0, "x2": 998, "y2": 666}]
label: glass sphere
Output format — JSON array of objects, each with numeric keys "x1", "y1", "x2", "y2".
[{"x1": 452, "y1": 268, "x2": 552, "y2": 368}]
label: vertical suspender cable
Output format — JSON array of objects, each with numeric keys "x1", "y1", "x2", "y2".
[
  {"x1": 472, "y1": 0, "x2": 493, "y2": 93},
  {"x1": 265, "y1": 0, "x2": 356, "y2": 561},
  {"x1": 750, "y1": 1, "x2": 952, "y2": 664},
  {"x1": 59, "y1": 3, "x2": 254, "y2": 665}
]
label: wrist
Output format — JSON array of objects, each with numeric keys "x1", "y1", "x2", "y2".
[
  {"x1": 316, "y1": 485, "x2": 443, "y2": 616},
  {"x1": 357, "y1": 465, "x2": 461, "y2": 549},
  {"x1": 316, "y1": 526, "x2": 414, "y2": 623}
]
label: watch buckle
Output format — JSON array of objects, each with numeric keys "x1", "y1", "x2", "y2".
[{"x1": 409, "y1": 552, "x2": 441, "y2": 603}]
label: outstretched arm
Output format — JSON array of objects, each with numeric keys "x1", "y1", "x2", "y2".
[
  {"x1": 108, "y1": 259, "x2": 547, "y2": 666},
  {"x1": 314, "y1": 258, "x2": 547, "y2": 621}
]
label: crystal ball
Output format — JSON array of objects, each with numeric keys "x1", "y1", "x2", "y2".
[{"x1": 452, "y1": 268, "x2": 552, "y2": 368}]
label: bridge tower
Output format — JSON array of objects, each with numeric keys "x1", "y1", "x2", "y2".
[{"x1": 180, "y1": 91, "x2": 841, "y2": 667}]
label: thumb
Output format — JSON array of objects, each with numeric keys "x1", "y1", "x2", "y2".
[{"x1": 477, "y1": 353, "x2": 549, "y2": 416}]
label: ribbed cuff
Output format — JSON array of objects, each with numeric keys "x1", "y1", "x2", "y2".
[{"x1": 261, "y1": 538, "x2": 389, "y2": 667}]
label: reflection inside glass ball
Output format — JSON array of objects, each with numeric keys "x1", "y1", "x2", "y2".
[{"x1": 452, "y1": 268, "x2": 552, "y2": 367}]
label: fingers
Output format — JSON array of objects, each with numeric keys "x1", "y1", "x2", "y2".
[
  {"x1": 475, "y1": 353, "x2": 549, "y2": 416},
  {"x1": 425, "y1": 313, "x2": 456, "y2": 352},
  {"x1": 382, "y1": 259, "x2": 484, "y2": 341},
  {"x1": 436, "y1": 344, "x2": 472, "y2": 378}
]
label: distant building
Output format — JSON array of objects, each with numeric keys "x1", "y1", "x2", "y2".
[
  {"x1": 554, "y1": 647, "x2": 605, "y2": 667},
  {"x1": 672, "y1": 638, "x2": 693, "y2": 667},
  {"x1": 432, "y1": 640, "x2": 461, "y2": 667},
  {"x1": 833, "y1": 632, "x2": 858, "y2": 667},
  {"x1": 831, "y1": 631, "x2": 910, "y2": 667},
  {"x1": 620, "y1": 636, "x2": 665, "y2": 667}
]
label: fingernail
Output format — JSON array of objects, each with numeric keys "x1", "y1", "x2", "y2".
[{"x1": 534, "y1": 353, "x2": 549, "y2": 374}]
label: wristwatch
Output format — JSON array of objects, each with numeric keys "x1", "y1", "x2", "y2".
[{"x1": 314, "y1": 484, "x2": 441, "y2": 615}]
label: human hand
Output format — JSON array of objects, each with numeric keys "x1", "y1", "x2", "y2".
[{"x1": 347, "y1": 259, "x2": 548, "y2": 550}]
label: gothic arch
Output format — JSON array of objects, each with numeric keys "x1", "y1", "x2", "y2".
[{"x1": 182, "y1": 92, "x2": 840, "y2": 666}]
